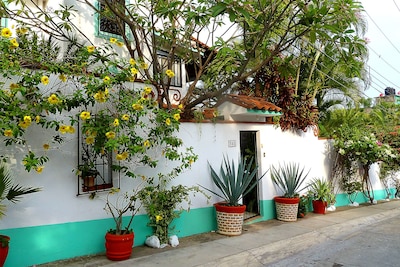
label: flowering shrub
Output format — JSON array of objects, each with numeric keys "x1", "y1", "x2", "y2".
[
  {"x1": 333, "y1": 127, "x2": 397, "y2": 202},
  {"x1": 0, "y1": 25, "x2": 188, "y2": 179},
  {"x1": 334, "y1": 132, "x2": 397, "y2": 166}
]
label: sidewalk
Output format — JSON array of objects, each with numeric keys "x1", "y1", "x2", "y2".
[{"x1": 40, "y1": 200, "x2": 400, "y2": 267}]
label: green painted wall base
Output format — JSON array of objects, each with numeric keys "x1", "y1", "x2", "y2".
[{"x1": 2, "y1": 188, "x2": 395, "y2": 266}]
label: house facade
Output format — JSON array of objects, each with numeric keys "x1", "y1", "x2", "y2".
[{"x1": 0, "y1": 1, "x2": 393, "y2": 266}]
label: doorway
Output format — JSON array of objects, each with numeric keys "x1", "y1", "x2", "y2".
[{"x1": 240, "y1": 131, "x2": 260, "y2": 220}]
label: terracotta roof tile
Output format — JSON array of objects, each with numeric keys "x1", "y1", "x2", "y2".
[{"x1": 216, "y1": 94, "x2": 281, "y2": 112}]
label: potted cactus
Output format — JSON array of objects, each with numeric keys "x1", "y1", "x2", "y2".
[
  {"x1": 270, "y1": 162, "x2": 309, "y2": 221},
  {"x1": 201, "y1": 155, "x2": 267, "y2": 236}
]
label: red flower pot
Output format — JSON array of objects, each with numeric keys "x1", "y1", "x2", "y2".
[
  {"x1": 312, "y1": 200, "x2": 327, "y2": 214},
  {"x1": 105, "y1": 232, "x2": 134, "y2": 261},
  {"x1": 214, "y1": 202, "x2": 246, "y2": 236},
  {"x1": 274, "y1": 196, "x2": 300, "y2": 222},
  {"x1": 0, "y1": 235, "x2": 10, "y2": 267}
]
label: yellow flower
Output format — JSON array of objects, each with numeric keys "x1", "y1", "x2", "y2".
[
  {"x1": 189, "y1": 158, "x2": 194, "y2": 165},
  {"x1": 140, "y1": 62, "x2": 148, "y2": 69},
  {"x1": 173, "y1": 113, "x2": 180, "y2": 121},
  {"x1": 94, "y1": 91, "x2": 107, "y2": 102},
  {"x1": 43, "y1": 143, "x2": 50, "y2": 150},
  {"x1": 1, "y1": 28, "x2": 12, "y2": 38},
  {"x1": 10, "y1": 38, "x2": 19, "y2": 48},
  {"x1": 116, "y1": 41, "x2": 124, "y2": 47},
  {"x1": 143, "y1": 140, "x2": 150, "y2": 147},
  {"x1": 18, "y1": 121, "x2": 30, "y2": 129},
  {"x1": 9, "y1": 83, "x2": 19, "y2": 90},
  {"x1": 48, "y1": 94, "x2": 60, "y2": 104},
  {"x1": 110, "y1": 37, "x2": 117, "y2": 44},
  {"x1": 59, "y1": 125, "x2": 68, "y2": 134},
  {"x1": 165, "y1": 118, "x2": 171, "y2": 126},
  {"x1": 178, "y1": 104, "x2": 183, "y2": 110},
  {"x1": 129, "y1": 58, "x2": 136, "y2": 65},
  {"x1": 59, "y1": 74, "x2": 67, "y2": 82},
  {"x1": 106, "y1": 131, "x2": 116, "y2": 139},
  {"x1": 131, "y1": 67, "x2": 138, "y2": 75},
  {"x1": 80, "y1": 111, "x2": 91, "y2": 120},
  {"x1": 155, "y1": 215, "x2": 163, "y2": 222},
  {"x1": 132, "y1": 103, "x2": 143, "y2": 111},
  {"x1": 85, "y1": 136, "x2": 95, "y2": 145},
  {"x1": 103, "y1": 76, "x2": 111, "y2": 84},
  {"x1": 165, "y1": 69, "x2": 175, "y2": 78},
  {"x1": 16, "y1": 27, "x2": 28, "y2": 35},
  {"x1": 3, "y1": 129, "x2": 13, "y2": 137},
  {"x1": 41, "y1": 75, "x2": 49, "y2": 85},
  {"x1": 35, "y1": 166, "x2": 44, "y2": 174},
  {"x1": 116, "y1": 151, "x2": 128, "y2": 161},
  {"x1": 113, "y1": 118, "x2": 119, "y2": 127},
  {"x1": 24, "y1": 116, "x2": 32, "y2": 123},
  {"x1": 121, "y1": 114, "x2": 129, "y2": 121},
  {"x1": 67, "y1": 126, "x2": 75, "y2": 134},
  {"x1": 35, "y1": 115, "x2": 40, "y2": 123},
  {"x1": 87, "y1": 46, "x2": 95, "y2": 53},
  {"x1": 143, "y1": 86, "x2": 152, "y2": 95}
]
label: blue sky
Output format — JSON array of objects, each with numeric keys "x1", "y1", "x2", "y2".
[{"x1": 362, "y1": 0, "x2": 400, "y2": 98}]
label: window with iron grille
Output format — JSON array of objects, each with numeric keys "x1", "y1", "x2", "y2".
[{"x1": 96, "y1": 0, "x2": 125, "y2": 38}]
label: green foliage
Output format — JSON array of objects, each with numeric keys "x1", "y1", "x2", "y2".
[
  {"x1": 138, "y1": 184, "x2": 202, "y2": 244},
  {"x1": 270, "y1": 162, "x2": 309, "y2": 198},
  {"x1": 307, "y1": 178, "x2": 335, "y2": 204},
  {"x1": 203, "y1": 155, "x2": 266, "y2": 206}
]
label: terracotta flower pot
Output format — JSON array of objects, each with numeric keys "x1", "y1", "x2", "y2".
[
  {"x1": 214, "y1": 202, "x2": 246, "y2": 236},
  {"x1": 312, "y1": 200, "x2": 327, "y2": 214},
  {"x1": 274, "y1": 196, "x2": 300, "y2": 222},
  {"x1": 105, "y1": 232, "x2": 134, "y2": 261},
  {"x1": 0, "y1": 235, "x2": 10, "y2": 267}
]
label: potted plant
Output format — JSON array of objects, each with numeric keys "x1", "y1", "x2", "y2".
[
  {"x1": 307, "y1": 178, "x2": 335, "y2": 214},
  {"x1": 201, "y1": 155, "x2": 267, "y2": 236},
  {"x1": 270, "y1": 162, "x2": 309, "y2": 222},
  {"x1": 0, "y1": 163, "x2": 41, "y2": 266},
  {"x1": 103, "y1": 187, "x2": 142, "y2": 261}
]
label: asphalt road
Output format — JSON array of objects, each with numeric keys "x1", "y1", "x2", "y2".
[{"x1": 268, "y1": 213, "x2": 400, "y2": 267}]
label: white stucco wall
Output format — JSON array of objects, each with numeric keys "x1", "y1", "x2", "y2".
[{"x1": 0, "y1": 121, "x2": 334, "y2": 230}]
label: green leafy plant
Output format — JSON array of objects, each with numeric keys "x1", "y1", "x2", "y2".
[
  {"x1": 298, "y1": 194, "x2": 312, "y2": 218},
  {"x1": 202, "y1": 155, "x2": 267, "y2": 206},
  {"x1": 270, "y1": 162, "x2": 310, "y2": 198},
  {"x1": 307, "y1": 178, "x2": 335, "y2": 204},
  {"x1": 138, "y1": 184, "x2": 202, "y2": 244}
]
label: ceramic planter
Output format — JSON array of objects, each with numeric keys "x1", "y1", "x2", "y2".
[
  {"x1": 0, "y1": 235, "x2": 10, "y2": 267},
  {"x1": 274, "y1": 196, "x2": 300, "y2": 222},
  {"x1": 214, "y1": 202, "x2": 246, "y2": 236},
  {"x1": 105, "y1": 232, "x2": 134, "y2": 261},
  {"x1": 312, "y1": 200, "x2": 327, "y2": 214}
]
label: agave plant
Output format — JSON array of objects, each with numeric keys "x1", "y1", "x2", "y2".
[
  {"x1": 271, "y1": 162, "x2": 310, "y2": 198},
  {"x1": 203, "y1": 155, "x2": 267, "y2": 206},
  {"x1": 0, "y1": 163, "x2": 41, "y2": 219}
]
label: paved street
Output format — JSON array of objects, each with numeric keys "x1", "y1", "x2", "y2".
[{"x1": 269, "y1": 212, "x2": 400, "y2": 267}]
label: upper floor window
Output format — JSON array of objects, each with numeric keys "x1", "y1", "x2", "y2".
[
  {"x1": 158, "y1": 50, "x2": 182, "y2": 87},
  {"x1": 96, "y1": 0, "x2": 125, "y2": 38}
]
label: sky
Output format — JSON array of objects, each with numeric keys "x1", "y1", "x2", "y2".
[{"x1": 362, "y1": 0, "x2": 400, "y2": 98}]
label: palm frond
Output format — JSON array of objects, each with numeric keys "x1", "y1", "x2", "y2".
[{"x1": 6, "y1": 184, "x2": 42, "y2": 203}]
